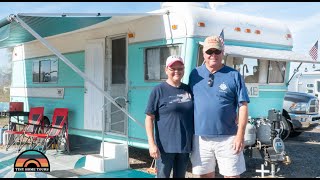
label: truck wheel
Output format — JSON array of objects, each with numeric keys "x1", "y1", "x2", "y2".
[
  {"x1": 289, "y1": 131, "x2": 302, "y2": 137},
  {"x1": 280, "y1": 118, "x2": 291, "y2": 140}
]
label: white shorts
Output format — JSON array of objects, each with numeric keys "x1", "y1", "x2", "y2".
[{"x1": 191, "y1": 135, "x2": 246, "y2": 176}]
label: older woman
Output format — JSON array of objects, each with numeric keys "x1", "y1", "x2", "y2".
[{"x1": 145, "y1": 55, "x2": 194, "y2": 178}]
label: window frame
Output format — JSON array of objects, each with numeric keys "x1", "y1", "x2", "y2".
[
  {"x1": 32, "y1": 57, "x2": 59, "y2": 84},
  {"x1": 222, "y1": 55, "x2": 287, "y2": 85},
  {"x1": 144, "y1": 44, "x2": 182, "y2": 82}
]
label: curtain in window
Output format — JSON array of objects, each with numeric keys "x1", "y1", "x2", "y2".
[
  {"x1": 268, "y1": 61, "x2": 286, "y2": 83},
  {"x1": 145, "y1": 45, "x2": 181, "y2": 80},
  {"x1": 146, "y1": 48, "x2": 160, "y2": 80}
]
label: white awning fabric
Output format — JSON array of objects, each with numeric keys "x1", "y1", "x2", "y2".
[{"x1": 224, "y1": 45, "x2": 319, "y2": 64}]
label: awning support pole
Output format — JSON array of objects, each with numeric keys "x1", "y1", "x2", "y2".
[{"x1": 286, "y1": 62, "x2": 302, "y2": 86}]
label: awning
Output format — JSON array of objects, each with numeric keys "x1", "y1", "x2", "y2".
[
  {"x1": 0, "y1": 12, "x2": 165, "y2": 49},
  {"x1": 0, "y1": 14, "x2": 112, "y2": 48},
  {"x1": 224, "y1": 45, "x2": 319, "y2": 64}
]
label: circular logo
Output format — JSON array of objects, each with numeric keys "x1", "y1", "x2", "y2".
[{"x1": 14, "y1": 150, "x2": 50, "y2": 172}]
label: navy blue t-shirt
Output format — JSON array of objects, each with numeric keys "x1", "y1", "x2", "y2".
[
  {"x1": 145, "y1": 82, "x2": 194, "y2": 153},
  {"x1": 188, "y1": 65, "x2": 250, "y2": 137}
]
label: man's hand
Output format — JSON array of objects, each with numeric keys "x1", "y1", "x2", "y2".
[
  {"x1": 232, "y1": 135, "x2": 244, "y2": 154},
  {"x1": 233, "y1": 102, "x2": 248, "y2": 154}
]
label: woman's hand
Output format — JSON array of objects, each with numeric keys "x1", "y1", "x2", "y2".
[{"x1": 149, "y1": 143, "x2": 160, "y2": 159}]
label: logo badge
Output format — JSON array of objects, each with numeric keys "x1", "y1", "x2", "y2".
[
  {"x1": 14, "y1": 150, "x2": 50, "y2": 172},
  {"x1": 219, "y1": 82, "x2": 228, "y2": 92}
]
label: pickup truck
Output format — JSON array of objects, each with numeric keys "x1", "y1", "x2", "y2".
[{"x1": 282, "y1": 91, "x2": 320, "y2": 137}]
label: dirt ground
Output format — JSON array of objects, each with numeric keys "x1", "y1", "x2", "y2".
[{"x1": 129, "y1": 126, "x2": 320, "y2": 178}]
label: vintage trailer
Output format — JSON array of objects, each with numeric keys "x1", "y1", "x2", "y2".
[{"x1": 0, "y1": 2, "x2": 318, "y2": 176}]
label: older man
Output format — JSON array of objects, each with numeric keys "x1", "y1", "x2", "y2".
[{"x1": 188, "y1": 35, "x2": 250, "y2": 178}]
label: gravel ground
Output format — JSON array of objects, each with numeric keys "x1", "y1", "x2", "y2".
[{"x1": 129, "y1": 125, "x2": 320, "y2": 178}]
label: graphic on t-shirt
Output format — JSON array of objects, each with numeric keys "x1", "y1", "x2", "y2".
[
  {"x1": 219, "y1": 82, "x2": 228, "y2": 93},
  {"x1": 168, "y1": 92, "x2": 192, "y2": 104}
]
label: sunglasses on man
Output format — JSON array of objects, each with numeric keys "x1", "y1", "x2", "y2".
[
  {"x1": 208, "y1": 73, "x2": 214, "y2": 87},
  {"x1": 205, "y1": 49, "x2": 222, "y2": 55}
]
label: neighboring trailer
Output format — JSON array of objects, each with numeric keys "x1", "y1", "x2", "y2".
[
  {"x1": 0, "y1": 2, "x2": 319, "y2": 176},
  {"x1": 288, "y1": 70, "x2": 320, "y2": 97}
]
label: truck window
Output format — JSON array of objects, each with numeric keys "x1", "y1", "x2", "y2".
[
  {"x1": 144, "y1": 44, "x2": 181, "y2": 81},
  {"x1": 317, "y1": 81, "x2": 320, "y2": 93},
  {"x1": 32, "y1": 58, "x2": 58, "y2": 83}
]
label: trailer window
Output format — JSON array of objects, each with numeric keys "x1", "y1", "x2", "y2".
[
  {"x1": 225, "y1": 57, "x2": 286, "y2": 84},
  {"x1": 306, "y1": 83, "x2": 314, "y2": 94},
  {"x1": 307, "y1": 84, "x2": 314, "y2": 88},
  {"x1": 32, "y1": 58, "x2": 58, "y2": 83},
  {"x1": 112, "y1": 38, "x2": 126, "y2": 84},
  {"x1": 268, "y1": 61, "x2": 286, "y2": 83},
  {"x1": 145, "y1": 45, "x2": 181, "y2": 81},
  {"x1": 197, "y1": 46, "x2": 204, "y2": 66}
]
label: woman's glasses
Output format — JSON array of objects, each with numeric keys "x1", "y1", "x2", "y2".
[
  {"x1": 206, "y1": 49, "x2": 222, "y2": 55},
  {"x1": 208, "y1": 73, "x2": 214, "y2": 87},
  {"x1": 167, "y1": 67, "x2": 184, "y2": 72}
]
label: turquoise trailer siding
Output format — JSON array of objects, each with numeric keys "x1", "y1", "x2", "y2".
[
  {"x1": 10, "y1": 51, "x2": 85, "y2": 129},
  {"x1": 11, "y1": 60, "x2": 27, "y2": 87},
  {"x1": 247, "y1": 90, "x2": 286, "y2": 117}
]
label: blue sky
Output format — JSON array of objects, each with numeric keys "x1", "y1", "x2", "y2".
[{"x1": 0, "y1": 2, "x2": 319, "y2": 73}]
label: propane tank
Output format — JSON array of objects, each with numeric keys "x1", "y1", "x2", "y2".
[
  {"x1": 256, "y1": 119, "x2": 272, "y2": 145},
  {"x1": 244, "y1": 117, "x2": 256, "y2": 146},
  {"x1": 2, "y1": 131, "x2": 8, "y2": 145}
]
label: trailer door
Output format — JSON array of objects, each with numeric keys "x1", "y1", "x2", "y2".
[
  {"x1": 84, "y1": 39, "x2": 105, "y2": 131},
  {"x1": 105, "y1": 36, "x2": 128, "y2": 135}
]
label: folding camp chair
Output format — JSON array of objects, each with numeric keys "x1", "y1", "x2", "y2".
[
  {"x1": 25, "y1": 108, "x2": 69, "y2": 153},
  {"x1": 5, "y1": 107, "x2": 44, "y2": 151}
]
